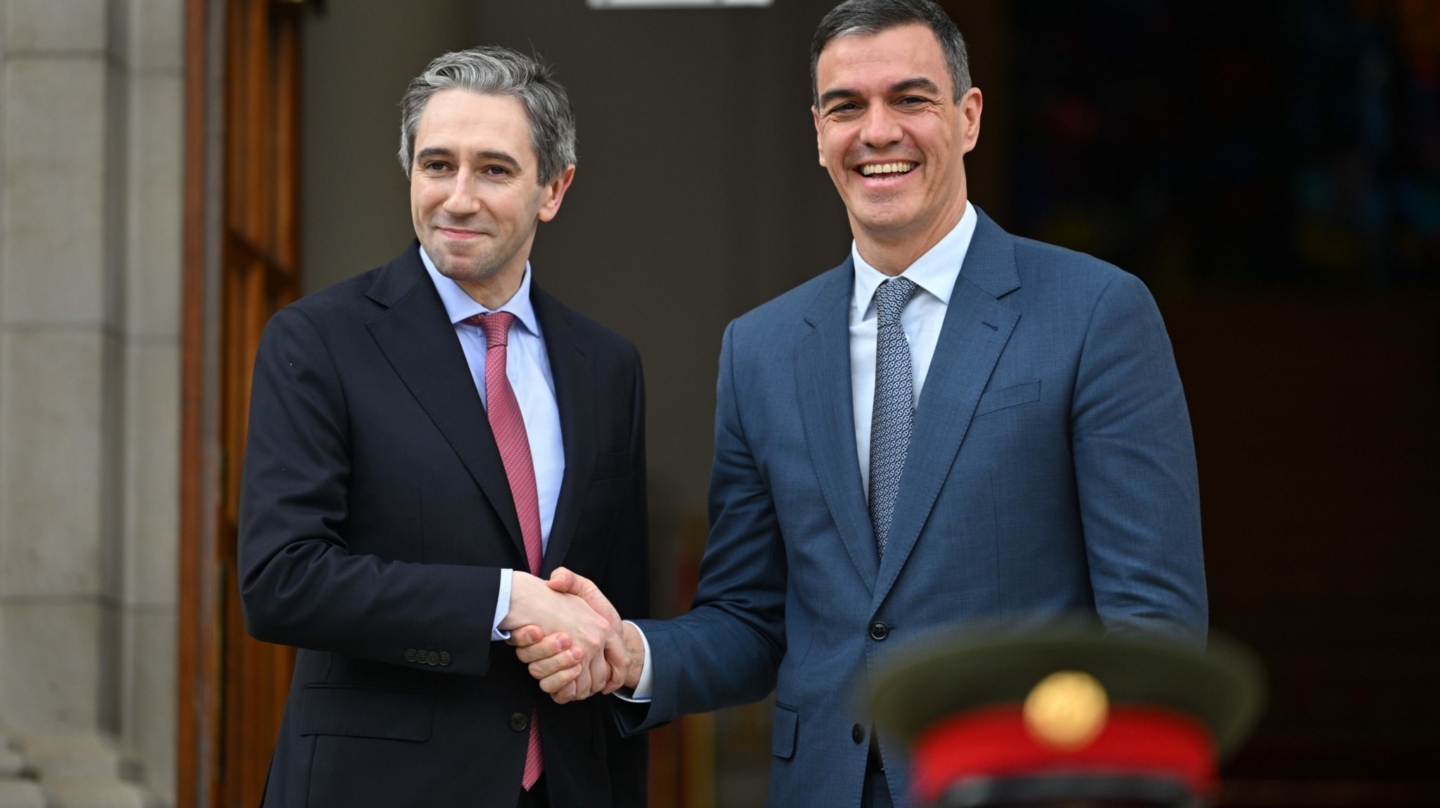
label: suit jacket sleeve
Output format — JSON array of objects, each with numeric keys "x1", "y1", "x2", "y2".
[
  {"x1": 616, "y1": 320, "x2": 788, "y2": 733},
  {"x1": 1072, "y1": 272, "x2": 1208, "y2": 637},
  {"x1": 238, "y1": 306, "x2": 503, "y2": 676}
]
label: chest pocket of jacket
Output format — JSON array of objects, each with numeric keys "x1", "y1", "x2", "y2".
[
  {"x1": 591, "y1": 450, "x2": 628, "y2": 481},
  {"x1": 975, "y1": 380, "x2": 1041, "y2": 417},
  {"x1": 298, "y1": 684, "x2": 434, "y2": 742}
]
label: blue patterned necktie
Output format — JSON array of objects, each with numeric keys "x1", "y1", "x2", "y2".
[{"x1": 869, "y1": 276, "x2": 919, "y2": 556}]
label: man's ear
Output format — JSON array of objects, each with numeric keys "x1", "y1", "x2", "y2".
[
  {"x1": 958, "y1": 87, "x2": 983, "y2": 156},
  {"x1": 537, "y1": 164, "x2": 577, "y2": 223},
  {"x1": 813, "y1": 106, "x2": 827, "y2": 168}
]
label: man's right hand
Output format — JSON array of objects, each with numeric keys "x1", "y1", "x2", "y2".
[
  {"x1": 512, "y1": 568, "x2": 646, "y2": 703},
  {"x1": 500, "y1": 571, "x2": 621, "y2": 698}
]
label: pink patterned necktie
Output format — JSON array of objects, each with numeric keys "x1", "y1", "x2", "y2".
[{"x1": 466, "y1": 311, "x2": 544, "y2": 791}]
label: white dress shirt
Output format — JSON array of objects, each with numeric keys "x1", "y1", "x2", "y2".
[
  {"x1": 626, "y1": 202, "x2": 978, "y2": 701},
  {"x1": 420, "y1": 247, "x2": 565, "y2": 640},
  {"x1": 850, "y1": 201, "x2": 977, "y2": 494}
]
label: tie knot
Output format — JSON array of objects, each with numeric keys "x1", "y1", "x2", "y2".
[
  {"x1": 466, "y1": 311, "x2": 516, "y2": 349},
  {"x1": 874, "y1": 277, "x2": 918, "y2": 327}
]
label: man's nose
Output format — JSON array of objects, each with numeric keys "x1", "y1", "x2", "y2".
[
  {"x1": 442, "y1": 170, "x2": 481, "y2": 215},
  {"x1": 859, "y1": 105, "x2": 904, "y2": 149}
]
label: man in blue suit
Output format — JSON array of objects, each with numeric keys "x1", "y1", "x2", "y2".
[{"x1": 519, "y1": 1, "x2": 1207, "y2": 806}]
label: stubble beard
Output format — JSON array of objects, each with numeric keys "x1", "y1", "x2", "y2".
[
  {"x1": 425, "y1": 228, "x2": 515, "y2": 287},
  {"x1": 431, "y1": 247, "x2": 503, "y2": 285}
]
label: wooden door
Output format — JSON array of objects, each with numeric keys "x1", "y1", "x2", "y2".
[{"x1": 180, "y1": 0, "x2": 306, "y2": 806}]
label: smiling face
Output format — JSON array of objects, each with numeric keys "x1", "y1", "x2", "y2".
[
  {"x1": 813, "y1": 24, "x2": 981, "y2": 266},
  {"x1": 409, "y1": 89, "x2": 574, "y2": 305}
]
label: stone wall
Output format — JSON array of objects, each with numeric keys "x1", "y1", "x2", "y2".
[{"x1": 0, "y1": 0, "x2": 182, "y2": 805}]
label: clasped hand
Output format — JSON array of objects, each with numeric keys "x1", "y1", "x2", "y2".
[{"x1": 503, "y1": 568, "x2": 641, "y2": 704}]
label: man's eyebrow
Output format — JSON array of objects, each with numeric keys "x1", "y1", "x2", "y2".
[
  {"x1": 415, "y1": 146, "x2": 454, "y2": 163},
  {"x1": 818, "y1": 76, "x2": 944, "y2": 109},
  {"x1": 818, "y1": 87, "x2": 861, "y2": 108},
  {"x1": 475, "y1": 150, "x2": 522, "y2": 169},
  {"x1": 891, "y1": 77, "x2": 942, "y2": 96}
]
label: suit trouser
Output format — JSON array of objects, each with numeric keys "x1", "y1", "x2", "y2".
[{"x1": 861, "y1": 758, "x2": 896, "y2": 808}]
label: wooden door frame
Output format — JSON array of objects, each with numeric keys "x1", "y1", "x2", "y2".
[
  {"x1": 179, "y1": 1, "x2": 306, "y2": 805},
  {"x1": 178, "y1": 0, "x2": 226, "y2": 804}
]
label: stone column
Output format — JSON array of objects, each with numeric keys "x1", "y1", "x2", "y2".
[
  {"x1": 113, "y1": 0, "x2": 183, "y2": 801},
  {"x1": 0, "y1": 0, "x2": 180, "y2": 805},
  {"x1": 1, "y1": 0, "x2": 122, "y2": 737}
]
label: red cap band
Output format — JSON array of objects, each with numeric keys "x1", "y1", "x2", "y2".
[{"x1": 911, "y1": 705, "x2": 1216, "y2": 805}]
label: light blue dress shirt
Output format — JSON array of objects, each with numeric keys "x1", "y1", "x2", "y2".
[{"x1": 420, "y1": 247, "x2": 566, "y2": 640}]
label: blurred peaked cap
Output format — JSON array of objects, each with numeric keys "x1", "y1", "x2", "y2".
[{"x1": 868, "y1": 618, "x2": 1266, "y2": 758}]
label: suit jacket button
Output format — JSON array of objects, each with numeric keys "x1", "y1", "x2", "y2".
[
  {"x1": 439, "y1": 652, "x2": 451, "y2": 666},
  {"x1": 869, "y1": 621, "x2": 890, "y2": 641},
  {"x1": 852, "y1": 724, "x2": 865, "y2": 744},
  {"x1": 510, "y1": 712, "x2": 529, "y2": 732},
  {"x1": 427, "y1": 651, "x2": 440, "y2": 666},
  {"x1": 405, "y1": 649, "x2": 418, "y2": 662}
]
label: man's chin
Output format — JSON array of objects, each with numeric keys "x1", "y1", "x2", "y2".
[
  {"x1": 429, "y1": 248, "x2": 495, "y2": 283},
  {"x1": 438, "y1": 264, "x2": 498, "y2": 285},
  {"x1": 850, "y1": 207, "x2": 924, "y2": 238},
  {"x1": 842, "y1": 188, "x2": 919, "y2": 220}
]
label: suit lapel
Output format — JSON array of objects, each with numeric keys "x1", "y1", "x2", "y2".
[
  {"x1": 872, "y1": 209, "x2": 1022, "y2": 610},
  {"x1": 532, "y1": 284, "x2": 595, "y2": 577},
  {"x1": 364, "y1": 245, "x2": 528, "y2": 561},
  {"x1": 795, "y1": 261, "x2": 880, "y2": 593}
]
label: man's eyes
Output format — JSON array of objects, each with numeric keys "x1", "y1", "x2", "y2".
[
  {"x1": 897, "y1": 95, "x2": 937, "y2": 108},
  {"x1": 826, "y1": 96, "x2": 934, "y2": 116},
  {"x1": 418, "y1": 162, "x2": 512, "y2": 177}
]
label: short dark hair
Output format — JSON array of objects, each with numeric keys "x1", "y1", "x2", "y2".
[
  {"x1": 398, "y1": 46, "x2": 577, "y2": 184},
  {"x1": 810, "y1": 0, "x2": 972, "y2": 108}
]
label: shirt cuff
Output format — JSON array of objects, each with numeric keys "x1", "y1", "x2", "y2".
[
  {"x1": 491, "y1": 569, "x2": 513, "y2": 641},
  {"x1": 613, "y1": 621, "x2": 653, "y2": 703}
]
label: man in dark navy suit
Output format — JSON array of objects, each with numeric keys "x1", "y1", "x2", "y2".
[{"x1": 239, "y1": 46, "x2": 647, "y2": 808}]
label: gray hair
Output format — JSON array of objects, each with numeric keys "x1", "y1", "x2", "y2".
[
  {"x1": 398, "y1": 46, "x2": 577, "y2": 184},
  {"x1": 811, "y1": 0, "x2": 972, "y2": 108}
]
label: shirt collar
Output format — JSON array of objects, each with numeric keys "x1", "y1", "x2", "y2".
[
  {"x1": 420, "y1": 245, "x2": 541, "y2": 338},
  {"x1": 852, "y1": 200, "x2": 978, "y2": 319}
]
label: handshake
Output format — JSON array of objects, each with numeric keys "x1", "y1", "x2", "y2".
[{"x1": 498, "y1": 568, "x2": 645, "y2": 703}]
